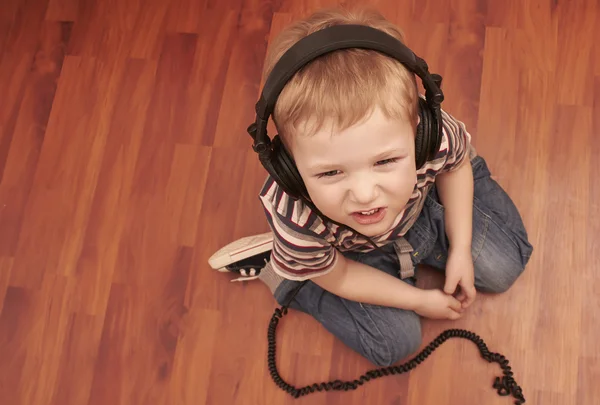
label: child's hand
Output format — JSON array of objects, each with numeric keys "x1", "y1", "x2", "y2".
[
  {"x1": 444, "y1": 247, "x2": 477, "y2": 309},
  {"x1": 414, "y1": 289, "x2": 464, "y2": 320}
]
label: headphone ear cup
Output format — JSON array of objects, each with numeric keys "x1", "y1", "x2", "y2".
[
  {"x1": 415, "y1": 98, "x2": 431, "y2": 169},
  {"x1": 270, "y1": 136, "x2": 309, "y2": 200}
]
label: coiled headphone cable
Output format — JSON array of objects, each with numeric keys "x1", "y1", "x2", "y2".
[{"x1": 267, "y1": 281, "x2": 526, "y2": 404}]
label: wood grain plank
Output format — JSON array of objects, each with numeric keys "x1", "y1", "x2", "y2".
[
  {"x1": 183, "y1": 8, "x2": 238, "y2": 146},
  {"x1": 204, "y1": 291, "x2": 276, "y2": 405},
  {"x1": 277, "y1": 0, "x2": 339, "y2": 15},
  {"x1": 505, "y1": 71, "x2": 556, "y2": 393},
  {"x1": 0, "y1": 20, "x2": 12, "y2": 59},
  {"x1": 486, "y1": 0, "x2": 524, "y2": 28},
  {"x1": 596, "y1": 9, "x2": 600, "y2": 76},
  {"x1": 233, "y1": 150, "x2": 271, "y2": 237},
  {"x1": 513, "y1": 0, "x2": 558, "y2": 73},
  {"x1": 0, "y1": 52, "x2": 32, "y2": 184},
  {"x1": 475, "y1": 27, "x2": 520, "y2": 183},
  {"x1": 88, "y1": 283, "x2": 151, "y2": 405},
  {"x1": 128, "y1": 0, "x2": 169, "y2": 60},
  {"x1": 0, "y1": 0, "x2": 22, "y2": 20},
  {"x1": 3, "y1": 0, "x2": 50, "y2": 53},
  {"x1": 45, "y1": 0, "x2": 79, "y2": 22},
  {"x1": 65, "y1": 0, "x2": 98, "y2": 56},
  {"x1": 212, "y1": 9, "x2": 272, "y2": 147},
  {"x1": 68, "y1": 0, "x2": 140, "y2": 60},
  {"x1": 255, "y1": 10, "x2": 294, "y2": 139},
  {"x1": 205, "y1": 0, "x2": 242, "y2": 10},
  {"x1": 202, "y1": 266, "x2": 276, "y2": 405},
  {"x1": 9, "y1": 54, "x2": 122, "y2": 289},
  {"x1": 407, "y1": 335, "x2": 496, "y2": 405},
  {"x1": 167, "y1": 308, "x2": 219, "y2": 405},
  {"x1": 22, "y1": 274, "x2": 75, "y2": 405},
  {"x1": 0, "y1": 21, "x2": 71, "y2": 257},
  {"x1": 127, "y1": 33, "x2": 196, "y2": 196},
  {"x1": 349, "y1": 0, "x2": 415, "y2": 30},
  {"x1": 529, "y1": 390, "x2": 570, "y2": 405},
  {"x1": 177, "y1": 146, "x2": 212, "y2": 247},
  {"x1": 442, "y1": 0, "x2": 486, "y2": 131},
  {"x1": 0, "y1": 286, "x2": 34, "y2": 405},
  {"x1": 50, "y1": 313, "x2": 104, "y2": 405},
  {"x1": 532, "y1": 105, "x2": 591, "y2": 399},
  {"x1": 8, "y1": 274, "x2": 73, "y2": 405},
  {"x1": 73, "y1": 58, "x2": 156, "y2": 315},
  {"x1": 166, "y1": 0, "x2": 206, "y2": 33},
  {"x1": 404, "y1": 20, "x2": 447, "y2": 77},
  {"x1": 555, "y1": 0, "x2": 595, "y2": 106},
  {"x1": 511, "y1": 66, "x2": 556, "y2": 223},
  {"x1": 111, "y1": 157, "x2": 192, "y2": 288},
  {"x1": 578, "y1": 358, "x2": 600, "y2": 405},
  {"x1": 91, "y1": 245, "x2": 191, "y2": 405},
  {"x1": 146, "y1": 32, "x2": 197, "y2": 146},
  {"x1": 380, "y1": 0, "x2": 415, "y2": 26},
  {"x1": 188, "y1": 147, "x2": 248, "y2": 310},
  {"x1": 412, "y1": 0, "x2": 450, "y2": 23},
  {"x1": 0, "y1": 257, "x2": 12, "y2": 314},
  {"x1": 164, "y1": 145, "x2": 202, "y2": 242},
  {"x1": 112, "y1": 34, "x2": 197, "y2": 288},
  {"x1": 578, "y1": 75, "x2": 600, "y2": 404}
]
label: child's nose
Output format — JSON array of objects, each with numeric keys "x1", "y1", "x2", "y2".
[{"x1": 348, "y1": 177, "x2": 378, "y2": 205}]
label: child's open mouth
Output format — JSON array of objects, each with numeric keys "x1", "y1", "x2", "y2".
[{"x1": 351, "y1": 207, "x2": 386, "y2": 225}]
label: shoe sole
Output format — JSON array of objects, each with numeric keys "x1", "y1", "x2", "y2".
[{"x1": 208, "y1": 232, "x2": 273, "y2": 271}]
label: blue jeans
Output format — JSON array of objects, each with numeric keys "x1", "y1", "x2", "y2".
[{"x1": 273, "y1": 156, "x2": 533, "y2": 367}]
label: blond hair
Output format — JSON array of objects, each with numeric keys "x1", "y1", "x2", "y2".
[{"x1": 262, "y1": 7, "x2": 419, "y2": 142}]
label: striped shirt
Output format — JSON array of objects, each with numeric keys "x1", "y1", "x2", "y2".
[{"x1": 259, "y1": 108, "x2": 472, "y2": 281}]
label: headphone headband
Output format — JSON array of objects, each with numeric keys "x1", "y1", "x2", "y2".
[{"x1": 250, "y1": 24, "x2": 444, "y2": 153}]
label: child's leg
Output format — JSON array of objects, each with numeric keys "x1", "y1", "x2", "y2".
[
  {"x1": 264, "y1": 243, "x2": 422, "y2": 367},
  {"x1": 404, "y1": 156, "x2": 534, "y2": 293}
]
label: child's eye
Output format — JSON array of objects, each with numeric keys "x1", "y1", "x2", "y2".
[
  {"x1": 317, "y1": 170, "x2": 340, "y2": 178},
  {"x1": 375, "y1": 158, "x2": 399, "y2": 166}
]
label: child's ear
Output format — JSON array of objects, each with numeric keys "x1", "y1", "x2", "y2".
[{"x1": 414, "y1": 114, "x2": 420, "y2": 131}]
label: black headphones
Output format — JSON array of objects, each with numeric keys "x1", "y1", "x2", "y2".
[{"x1": 247, "y1": 24, "x2": 445, "y2": 202}]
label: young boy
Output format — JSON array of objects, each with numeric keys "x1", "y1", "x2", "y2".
[{"x1": 209, "y1": 7, "x2": 533, "y2": 367}]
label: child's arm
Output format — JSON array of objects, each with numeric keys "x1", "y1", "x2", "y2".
[
  {"x1": 436, "y1": 158, "x2": 474, "y2": 249},
  {"x1": 312, "y1": 253, "x2": 463, "y2": 320},
  {"x1": 435, "y1": 158, "x2": 477, "y2": 307}
]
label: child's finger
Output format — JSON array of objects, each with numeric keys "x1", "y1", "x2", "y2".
[
  {"x1": 443, "y1": 274, "x2": 460, "y2": 295},
  {"x1": 461, "y1": 284, "x2": 477, "y2": 308},
  {"x1": 447, "y1": 295, "x2": 463, "y2": 312}
]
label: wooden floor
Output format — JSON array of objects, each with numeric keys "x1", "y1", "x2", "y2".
[{"x1": 0, "y1": 0, "x2": 598, "y2": 404}]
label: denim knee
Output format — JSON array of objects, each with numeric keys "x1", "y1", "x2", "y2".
[
  {"x1": 474, "y1": 243, "x2": 527, "y2": 293},
  {"x1": 472, "y1": 206, "x2": 532, "y2": 293},
  {"x1": 363, "y1": 312, "x2": 422, "y2": 367}
]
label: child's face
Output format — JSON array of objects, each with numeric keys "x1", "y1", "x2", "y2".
[{"x1": 291, "y1": 107, "x2": 417, "y2": 237}]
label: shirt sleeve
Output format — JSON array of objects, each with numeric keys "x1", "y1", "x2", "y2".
[
  {"x1": 259, "y1": 177, "x2": 338, "y2": 281},
  {"x1": 436, "y1": 108, "x2": 472, "y2": 174}
]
